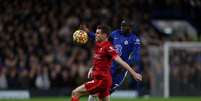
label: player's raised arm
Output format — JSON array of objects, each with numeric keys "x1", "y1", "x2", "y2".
[
  {"x1": 80, "y1": 24, "x2": 95, "y2": 41},
  {"x1": 114, "y1": 55, "x2": 142, "y2": 81}
]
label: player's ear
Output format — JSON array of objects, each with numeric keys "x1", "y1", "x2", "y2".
[{"x1": 103, "y1": 33, "x2": 109, "y2": 38}]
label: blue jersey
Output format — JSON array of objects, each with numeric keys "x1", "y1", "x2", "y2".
[
  {"x1": 109, "y1": 29, "x2": 141, "y2": 92},
  {"x1": 110, "y1": 29, "x2": 141, "y2": 73}
]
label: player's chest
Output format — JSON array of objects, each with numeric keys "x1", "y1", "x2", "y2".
[
  {"x1": 93, "y1": 47, "x2": 108, "y2": 59},
  {"x1": 113, "y1": 36, "x2": 133, "y2": 46}
]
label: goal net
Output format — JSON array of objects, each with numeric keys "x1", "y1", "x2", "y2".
[{"x1": 148, "y1": 42, "x2": 201, "y2": 97}]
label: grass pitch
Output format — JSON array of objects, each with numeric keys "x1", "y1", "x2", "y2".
[{"x1": 1, "y1": 97, "x2": 201, "y2": 101}]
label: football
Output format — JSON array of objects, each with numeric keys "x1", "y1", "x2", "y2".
[{"x1": 73, "y1": 30, "x2": 88, "y2": 44}]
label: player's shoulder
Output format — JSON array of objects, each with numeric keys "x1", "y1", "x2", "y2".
[
  {"x1": 110, "y1": 29, "x2": 121, "y2": 36},
  {"x1": 128, "y1": 32, "x2": 141, "y2": 44},
  {"x1": 102, "y1": 41, "x2": 114, "y2": 50},
  {"x1": 131, "y1": 34, "x2": 141, "y2": 45},
  {"x1": 111, "y1": 29, "x2": 121, "y2": 33}
]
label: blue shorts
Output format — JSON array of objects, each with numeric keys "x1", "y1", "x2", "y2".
[
  {"x1": 110, "y1": 69, "x2": 128, "y2": 93},
  {"x1": 110, "y1": 63, "x2": 142, "y2": 94}
]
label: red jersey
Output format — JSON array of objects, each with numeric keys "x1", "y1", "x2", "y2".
[{"x1": 92, "y1": 41, "x2": 118, "y2": 79}]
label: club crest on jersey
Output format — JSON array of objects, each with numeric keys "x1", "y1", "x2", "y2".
[
  {"x1": 124, "y1": 40, "x2": 128, "y2": 45},
  {"x1": 99, "y1": 48, "x2": 103, "y2": 52}
]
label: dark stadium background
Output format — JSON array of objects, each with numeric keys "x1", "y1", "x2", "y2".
[{"x1": 0, "y1": 0, "x2": 200, "y2": 100}]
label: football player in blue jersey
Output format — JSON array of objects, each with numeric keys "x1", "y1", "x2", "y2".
[{"x1": 80, "y1": 19, "x2": 142, "y2": 101}]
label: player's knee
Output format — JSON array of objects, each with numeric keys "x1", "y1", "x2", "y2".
[
  {"x1": 88, "y1": 95, "x2": 97, "y2": 101},
  {"x1": 72, "y1": 89, "x2": 79, "y2": 97}
]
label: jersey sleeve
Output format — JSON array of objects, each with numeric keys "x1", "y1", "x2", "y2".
[
  {"x1": 88, "y1": 32, "x2": 95, "y2": 41},
  {"x1": 107, "y1": 45, "x2": 118, "y2": 59}
]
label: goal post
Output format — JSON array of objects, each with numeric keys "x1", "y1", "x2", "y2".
[
  {"x1": 164, "y1": 42, "x2": 170, "y2": 98},
  {"x1": 163, "y1": 42, "x2": 201, "y2": 98}
]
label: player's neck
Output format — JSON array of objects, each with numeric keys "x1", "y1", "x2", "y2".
[
  {"x1": 97, "y1": 39, "x2": 108, "y2": 44},
  {"x1": 96, "y1": 38, "x2": 108, "y2": 43},
  {"x1": 102, "y1": 38, "x2": 108, "y2": 42}
]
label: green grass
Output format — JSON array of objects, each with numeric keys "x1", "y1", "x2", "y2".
[{"x1": 1, "y1": 97, "x2": 201, "y2": 101}]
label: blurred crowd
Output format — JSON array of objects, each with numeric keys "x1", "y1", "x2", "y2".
[
  {"x1": 170, "y1": 49, "x2": 201, "y2": 95},
  {"x1": 0, "y1": 0, "x2": 200, "y2": 95}
]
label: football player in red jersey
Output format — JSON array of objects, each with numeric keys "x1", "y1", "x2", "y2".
[{"x1": 70, "y1": 24, "x2": 142, "y2": 101}]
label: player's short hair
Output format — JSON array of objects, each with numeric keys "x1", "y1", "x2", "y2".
[{"x1": 97, "y1": 24, "x2": 111, "y2": 35}]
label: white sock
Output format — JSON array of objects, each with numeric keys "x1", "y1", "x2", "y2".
[{"x1": 88, "y1": 95, "x2": 97, "y2": 101}]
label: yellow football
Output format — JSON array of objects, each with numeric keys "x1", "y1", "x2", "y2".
[{"x1": 73, "y1": 30, "x2": 88, "y2": 44}]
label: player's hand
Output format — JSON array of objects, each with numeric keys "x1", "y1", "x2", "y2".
[
  {"x1": 87, "y1": 67, "x2": 93, "y2": 79},
  {"x1": 80, "y1": 24, "x2": 90, "y2": 33},
  {"x1": 133, "y1": 73, "x2": 142, "y2": 81}
]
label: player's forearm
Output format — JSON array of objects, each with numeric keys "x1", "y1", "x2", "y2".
[
  {"x1": 114, "y1": 56, "x2": 137, "y2": 75},
  {"x1": 88, "y1": 32, "x2": 95, "y2": 40},
  {"x1": 114, "y1": 55, "x2": 142, "y2": 81},
  {"x1": 79, "y1": 24, "x2": 95, "y2": 40}
]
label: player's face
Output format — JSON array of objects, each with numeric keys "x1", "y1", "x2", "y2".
[
  {"x1": 95, "y1": 29, "x2": 106, "y2": 42},
  {"x1": 121, "y1": 22, "x2": 132, "y2": 35}
]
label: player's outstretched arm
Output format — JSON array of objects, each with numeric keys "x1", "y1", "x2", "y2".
[
  {"x1": 114, "y1": 56, "x2": 142, "y2": 81},
  {"x1": 80, "y1": 24, "x2": 95, "y2": 40},
  {"x1": 80, "y1": 24, "x2": 90, "y2": 33}
]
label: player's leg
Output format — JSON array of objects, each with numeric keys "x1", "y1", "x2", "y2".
[
  {"x1": 99, "y1": 95, "x2": 110, "y2": 101},
  {"x1": 85, "y1": 79, "x2": 105, "y2": 101},
  {"x1": 137, "y1": 80, "x2": 144, "y2": 96},
  {"x1": 129, "y1": 63, "x2": 144, "y2": 96},
  {"x1": 71, "y1": 84, "x2": 89, "y2": 101},
  {"x1": 88, "y1": 94, "x2": 98, "y2": 101},
  {"x1": 98, "y1": 76, "x2": 112, "y2": 101},
  {"x1": 110, "y1": 71, "x2": 128, "y2": 94}
]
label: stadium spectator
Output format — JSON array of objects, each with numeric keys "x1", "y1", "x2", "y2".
[{"x1": 0, "y1": 0, "x2": 200, "y2": 97}]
